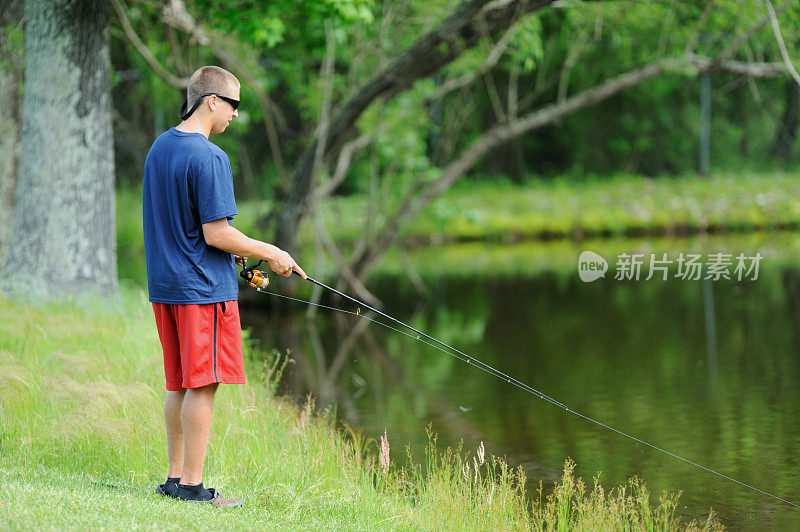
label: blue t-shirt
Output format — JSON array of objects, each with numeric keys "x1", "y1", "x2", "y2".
[{"x1": 143, "y1": 127, "x2": 239, "y2": 304}]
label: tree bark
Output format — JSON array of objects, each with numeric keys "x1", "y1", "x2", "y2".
[
  {"x1": 2, "y1": 0, "x2": 116, "y2": 297},
  {"x1": 274, "y1": 0, "x2": 559, "y2": 255},
  {"x1": 0, "y1": 0, "x2": 24, "y2": 264}
]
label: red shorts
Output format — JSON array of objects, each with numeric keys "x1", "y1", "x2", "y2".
[{"x1": 152, "y1": 300, "x2": 246, "y2": 391}]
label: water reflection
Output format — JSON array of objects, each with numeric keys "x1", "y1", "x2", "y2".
[
  {"x1": 240, "y1": 236, "x2": 800, "y2": 529},
  {"x1": 703, "y1": 278, "x2": 719, "y2": 385}
]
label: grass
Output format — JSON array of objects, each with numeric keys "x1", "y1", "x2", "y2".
[
  {"x1": 0, "y1": 289, "x2": 722, "y2": 530},
  {"x1": 312, "y1": 172, "x2": 800, "y2": 244}
]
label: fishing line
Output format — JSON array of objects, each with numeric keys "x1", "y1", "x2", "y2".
[
  {"x1": 264, "y1": 290, "x2": 566, "y2": 409},
  {"x1": 249, "y1": 269, "x2": 799, "y2": 508}
]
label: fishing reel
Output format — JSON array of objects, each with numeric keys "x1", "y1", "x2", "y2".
[{"x1": 240, "y1": 259, "x2": 269, "y2": 290}]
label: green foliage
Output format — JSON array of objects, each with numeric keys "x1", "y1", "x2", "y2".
[
  {"x1": 508, "y1": 17, "x2": 544, "y2": 72},
  {"x1": 531, "y1": 459, "x2": 722, "y2": 531},
  {"x1": 500, "y1": 0, "x2": 800, "y2": 177},
  {"x1": 116, "y1": 187, "x2": 145, "y2": 285},
  {"x1": 109, "y1": 0, "x2": 800, "y2": 199},
  {"x1": 192, "y1": 0, "x2": 374, "y2": 49}
]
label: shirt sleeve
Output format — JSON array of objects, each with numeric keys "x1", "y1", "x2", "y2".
[{"x1": 194, "y1": 154, "x2": 238, "y2": 224}]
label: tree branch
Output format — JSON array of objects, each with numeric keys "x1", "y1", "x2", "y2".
[
  {"x1": 508, "y1": 63, "x2": 520, "y2": 119},
  {"x1": 716, "y1": 0, "x2": 791, "y2": 62},
  {"x1": 311, "y1": 20, "x2": 337, "y2": 191},
  {"x1": 762, "y1": 0, "x2": 800, "y2": 86},
  {"x1": 316, "y1": 217, "x2": 383, "y2": 308},
  {"x1": 428, "y1": 25, "x2": 516, "y2": 102},
  {"x1": 307, "y1": 20, "x2": 338, "y2": 314},
  {"x1": 276, "y1": 0, "x2": 564, "y2": 254},
  {"x1": 684, "y1": 0, "x2": 715, "y2": 56},
  {"x1": 557, "y1": 34, "x2": 585, "y2": 104},
  {"x1": 315, "y1": 133, "x2": 373, "y2": 199},
  {"x1": 687, "y1": 53, "x2": 786, "y2": 77},
  {"x1": 111, "y1": 0, "x2": 188, "y2": 88},
  {"x1": 346, "y1": 54, "x2": 790, "y2": 280}
]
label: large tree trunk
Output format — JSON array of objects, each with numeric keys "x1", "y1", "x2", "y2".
[
  {"x1": 0, "y1": 0, "x2": 24, "y2": 264},
  {"x1": 2, "y1": 0, "x2": 116, "y2": 297}
]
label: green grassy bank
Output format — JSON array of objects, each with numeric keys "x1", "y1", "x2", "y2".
[
  {"x1": 0, "y1": 291, "x2": 721, "y2": 530},
  {"x1": 118, "y1": 172, "x2": 800, "y2": 284},
  {"x1": 310, "y1": 172, "x2": 800, "y2": 245}
]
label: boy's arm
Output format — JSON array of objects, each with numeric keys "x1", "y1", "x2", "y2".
[{"x1": 202, "y1": 218, "x2": 307, "y2": 278}]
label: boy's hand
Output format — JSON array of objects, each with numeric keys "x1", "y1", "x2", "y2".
[{"x1": 264, "y1": 245, "x2": 306, "y2": 279}]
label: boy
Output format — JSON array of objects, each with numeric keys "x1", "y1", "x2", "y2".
[{"x1": 143, "y1": 65, "x2": 305, "y2": 507}]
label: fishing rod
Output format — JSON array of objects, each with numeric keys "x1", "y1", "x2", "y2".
[{"x1": 240, "y1": 260, "x2": 800, "y2": 509}]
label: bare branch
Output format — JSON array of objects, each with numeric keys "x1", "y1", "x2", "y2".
[
  {"x1": 684, "y1": 0, "x2": 715, "y2": 56},
  {"x1": 484, "y1": 72, "x2": 507, "y2": 122},
  {"x1": 307, "y1": 20, "x2": 338, "y2": 314},
  {"x1": 165, "y1": 26, "x2": 189, "y2": 78},
  {"x1": 522, "y1": 77, "x2": 560, "y2": 113},
  {"x1": 315, "y1": 134, "x2": 373, "y2": 199},
  {"x1": 399, "y1": 248, "x2": 430, "y2": 297},
  {"x1": 743, "y1": 43, "x2": 764, "y2": 104},
  {"x1": 111, "y1": 0, "x2": 188, "y2": 88},
  {"x1": 592, "y1": 7, "x2": 604, "y2": 41},
  {"x1": 312, "y1": 20, "x2": 337, "y2": 189},
  {"x1": 377, "y1": 0, "x2": 394, "y2": 70},
  {"x1": 317, "y1": 221, "x2": 383, "y2": 307},
  {"x1": 716, "y1": 0, "x2": 791, "y2": 62},
  {"x1": 429, "y1": 25, "x2": 516, "y2": 102},
  {"x1": 557, "y1": 37, "x2": 585, "y2": 104},
  {"x1": 508, "y1": 64, "x2": 520, "y2": 119},
  {"x1": 485, "y1": 0, "x2": 517, "y2": 11},
  {"x1": 325, "y1": 312, "x2": 372, "y2": 383},
  {"x1": 762, "y1": 0, "x2": 800, "y2": 86},
  {"x1": 687, "y1": 53, "x2": 786, "y2": 77}
]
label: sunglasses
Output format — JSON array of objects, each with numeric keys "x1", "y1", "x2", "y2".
[{"x1": 179, "y1": 93, "x2": 240, "y2": 120}]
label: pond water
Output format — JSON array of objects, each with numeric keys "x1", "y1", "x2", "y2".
[{"x1": 240, "y1": 234, "x2": 800, "y2": 529}]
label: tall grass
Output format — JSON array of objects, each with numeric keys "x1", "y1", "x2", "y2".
[{"x1": 0, "y1": 290, "x2": 722, "y2": 529}]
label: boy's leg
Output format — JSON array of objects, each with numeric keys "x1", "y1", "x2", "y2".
[
  {"x1": 152, "y1": 302, "x2": 186, "y2": 486},
  {"x1": 165, "y1": 389, "x2": 186, "y2": 478},
  {"x1": 180, "y1": 382, "x2": 219, "y2": 485}
]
